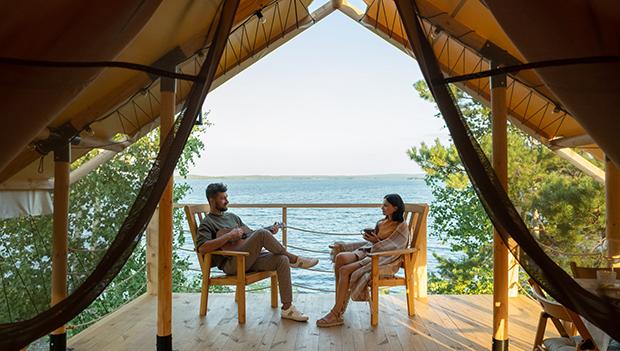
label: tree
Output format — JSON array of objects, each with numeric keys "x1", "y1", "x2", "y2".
[{"x1": 409, "y1": 81, "x2": 606, "y2": 294}]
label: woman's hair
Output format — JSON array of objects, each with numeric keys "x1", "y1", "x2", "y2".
[{"x1": 384, "y1": 193, "x2": 405, "y2": 222}]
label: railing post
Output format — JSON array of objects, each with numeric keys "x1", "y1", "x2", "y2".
[
  {"x1": 146, "y1": 207, "x2": 159, "y2": 295},
  {"x1": 282, "y1": 207, "x2": 288, "y2": 247}
]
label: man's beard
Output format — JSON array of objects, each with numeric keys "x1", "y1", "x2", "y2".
[{"x1": 218, "y1": 205, "x2": 228, "y2": 212}]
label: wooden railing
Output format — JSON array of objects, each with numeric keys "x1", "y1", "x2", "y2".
[{"x1": 146, "y1": 203, "x2": 428, "y2": 297}]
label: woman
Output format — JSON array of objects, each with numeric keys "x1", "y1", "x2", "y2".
[{"x1": 316, "y1": 194, "x2": 409, "y2": 327}]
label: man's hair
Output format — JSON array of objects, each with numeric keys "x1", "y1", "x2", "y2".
[{"x1": 206, "y1": 183, "x2": 228, "y2": 200}]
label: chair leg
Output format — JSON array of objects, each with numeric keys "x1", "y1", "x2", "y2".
[
  {"x1": 200, "y1": 276, "x2": 210, "y2": 317},
  {"x1": 404, "y1": 253, "x2": 415, "y2": 317},
  {"x1": 200, "y1": 255, "x2": 212, "y2": 317},
  {"x1": 270, "y1": 274, "x2": 278, "y2": 308},
  {"x1": 533, "y1": 312, "x2": 548, "y2": 350},
  {"x1": 371, "y1": 257, "x2": 379, "y2": 326},
  {"x1": 236, "y1": 255, "x2": 246, "y2": 324}
]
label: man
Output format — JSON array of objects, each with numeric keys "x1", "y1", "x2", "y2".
[{"x1": 196, "y1": 183, "x2": 319, "y2": 322}]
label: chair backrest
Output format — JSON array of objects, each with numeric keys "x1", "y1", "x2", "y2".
[
  {"x1": 184, "y1": 204, "x2": 210, "y2": 248},
  {"x1": 528, "y1": 278, "x2": 598, "y2": 349},
  {"x1": 184, "y1": 204, "x2": 211, "y2": 270},
  {"x1": 528, "y1": 279, "x2": 574, "y2": 324},
  {"x1": 403, "y1": 203, "x2": 429, "y2": 250},
  {"x1": 569, "y1": 261, "x2": 620, "y2": 279}
]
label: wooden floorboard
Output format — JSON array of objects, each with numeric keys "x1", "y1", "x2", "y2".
[{"x1": 68, "y1": 293, "x2": 557, "y2": 351}]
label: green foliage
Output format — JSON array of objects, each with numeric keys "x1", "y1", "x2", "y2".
[
  {"x1": 0, "y1": 123, "x2": 207, "y2": 339},
  {"x1": 409, "y1": 81, "x2": 606, "y2": 294}
]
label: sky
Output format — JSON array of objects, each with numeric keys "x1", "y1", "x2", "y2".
[{"x1": 190, "y1": 4, "x2": 451, "y2": 176}]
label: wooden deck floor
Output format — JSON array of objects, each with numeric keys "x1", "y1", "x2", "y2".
[{"x1": 68, "y1": 293, "x2": 553, "y2": 350}]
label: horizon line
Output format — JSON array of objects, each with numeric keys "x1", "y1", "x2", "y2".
[{"x1": 181, "y1": 173, "x2": 425, "y2": 179}]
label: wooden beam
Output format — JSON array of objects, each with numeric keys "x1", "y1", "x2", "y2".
[
  {"x1": 549, "y1": 134, "x2": 594, "y2": 149},
  {"x1": 606, "y1": 158, "x2": 620, "y2": 265},
  {"x1": 157, "y1": 77, "x2": 175, "y2": 346},
  {"x1": 555, "y1": 148, "x2": 605, "y2": 184},
  {"x1": 50, "y1": 143, "x2": 70, "y2": 351},
  {"x1": 491, "y1": 70, "x2": 510, "y2": 351}
]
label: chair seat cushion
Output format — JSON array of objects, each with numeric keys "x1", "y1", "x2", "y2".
[{"x1": 543, "y1": 336, "x2": 582, "y2": 351}]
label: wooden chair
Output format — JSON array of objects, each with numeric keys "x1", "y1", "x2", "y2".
[
  {"x1": 184, "y1": 204, "x2": 278, "y2": 324},
  {"x1": 569, "y1": 261, "x2": 620, "y2": 279},
  {"x1": 368, "y1": 203, "x2": 429, "y2": 326},
  {"x1": 528, "y1": 279, "x2": 599, "y2": 351}
]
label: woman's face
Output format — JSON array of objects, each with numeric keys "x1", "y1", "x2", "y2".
[{"x1": 381, "y1": 198, "x2": 397, "y2": 217}]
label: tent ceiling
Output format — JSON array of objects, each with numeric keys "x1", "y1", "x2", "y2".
[{"x1": 0, "y1": 0, "x2": 611, "y2": 189}]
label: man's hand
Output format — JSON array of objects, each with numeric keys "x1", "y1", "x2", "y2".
[{"x1": 225, "y1": 228, "x2": 244, "y2": 242}]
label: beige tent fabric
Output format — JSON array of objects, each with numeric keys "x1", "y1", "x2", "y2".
[
  {"x1": 359, "y1": 0, "x2": 603, "y2": 162},
  {"x1": 483, "y1": 0, "x2": 620, "y2": 167},
  {"x1": 0, "y1": 0, "x2": 162, "y2": 175},
  {"x1": 0, "y1": 0, "x2": 613, "y2": 190},
  {"x1": 0, "y1": 0, "x2": 315, "y2": 184}
]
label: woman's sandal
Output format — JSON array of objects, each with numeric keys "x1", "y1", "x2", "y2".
[{"x1": 316, "y1": 309, "x2": 344, "y2": 328}]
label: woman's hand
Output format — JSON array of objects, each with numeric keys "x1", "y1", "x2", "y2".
[{"x1": 363, "y1": 231, "x2": 379, "y2": 243}]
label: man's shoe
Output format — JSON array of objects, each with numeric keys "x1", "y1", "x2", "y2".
[
  {"x1": 281, "y1": 305, "x2": 309, "y2": 322},
  {"x1": 290, "y1": 256, "x2": 319, "y2": 269}
]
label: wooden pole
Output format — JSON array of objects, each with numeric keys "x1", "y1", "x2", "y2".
[
  {"x1": 50, "y1": 143, "x2": 70, "y2": 351},
  {"x1": 157, "y1": 76, "x2": 175, "y2": 350},
  {"x1": 606, "y1": 158, "x2": 620, "y2": 265},
  {"x1": 491, "y1": 68, "x2": 509, "y2": 351}
]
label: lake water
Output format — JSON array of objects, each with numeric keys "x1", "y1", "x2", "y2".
[{"x1": 177, "y1": 175, "x2": 448, "y2": 291}]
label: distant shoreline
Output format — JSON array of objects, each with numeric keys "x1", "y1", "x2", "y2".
[{"x1": 182, "y1": 174, "x2": 425, "y2": 180}]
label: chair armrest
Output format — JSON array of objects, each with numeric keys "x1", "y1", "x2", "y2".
[
  {"x1": 207, "y1": 250, "x2": 250, "y2": 257},
  {"x1": 368, "y1": 248, "x2": 418, "y2": 257}
]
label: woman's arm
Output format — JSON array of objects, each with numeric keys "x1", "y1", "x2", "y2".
[{"x1": 371, "y1": 222, "x2": 408, "y2": 252}]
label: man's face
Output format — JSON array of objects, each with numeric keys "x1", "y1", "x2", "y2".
[{"x1": 210, "y1": 192, "x2": 229, "y2": 212}]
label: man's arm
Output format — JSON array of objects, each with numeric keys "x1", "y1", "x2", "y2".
[
  {"x1": 197, "y1": 229, "x2": 243, "y2": 254},
  {"x1": 197, "y1": 234, "x2": 231, "y2": 254}
]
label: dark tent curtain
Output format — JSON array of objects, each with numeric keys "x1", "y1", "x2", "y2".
[
  {"x1": 0, "y1": 1, "x2": 239, "y2": 349},
  {"x1": 394, "y1": 0, "x2": 620, "y2": 341}
]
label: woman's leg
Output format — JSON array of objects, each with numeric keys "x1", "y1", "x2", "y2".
[
  {"x1": 333, "y1": 261, "x2": 360, "y2": 313},
  {"x1": 317, "y1": 261, "x2": 361, "y2": 327},
  {"x1": 334, "y1": 252, "x2": 358, "y2": 288}
]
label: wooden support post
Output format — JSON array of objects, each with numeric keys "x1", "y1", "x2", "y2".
[
  {"x1": 50, "y1": 143, "x2": 70, "y2": 351},
  {"x1": 491, "y1": 69, "x2": 509, "y2": 351},
  {"x1": 157, "y1": 77, "x2": 175, "y2": 350},
  {"x1": 606, "y1": 158, "x2": 620, "y2": 265}
]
